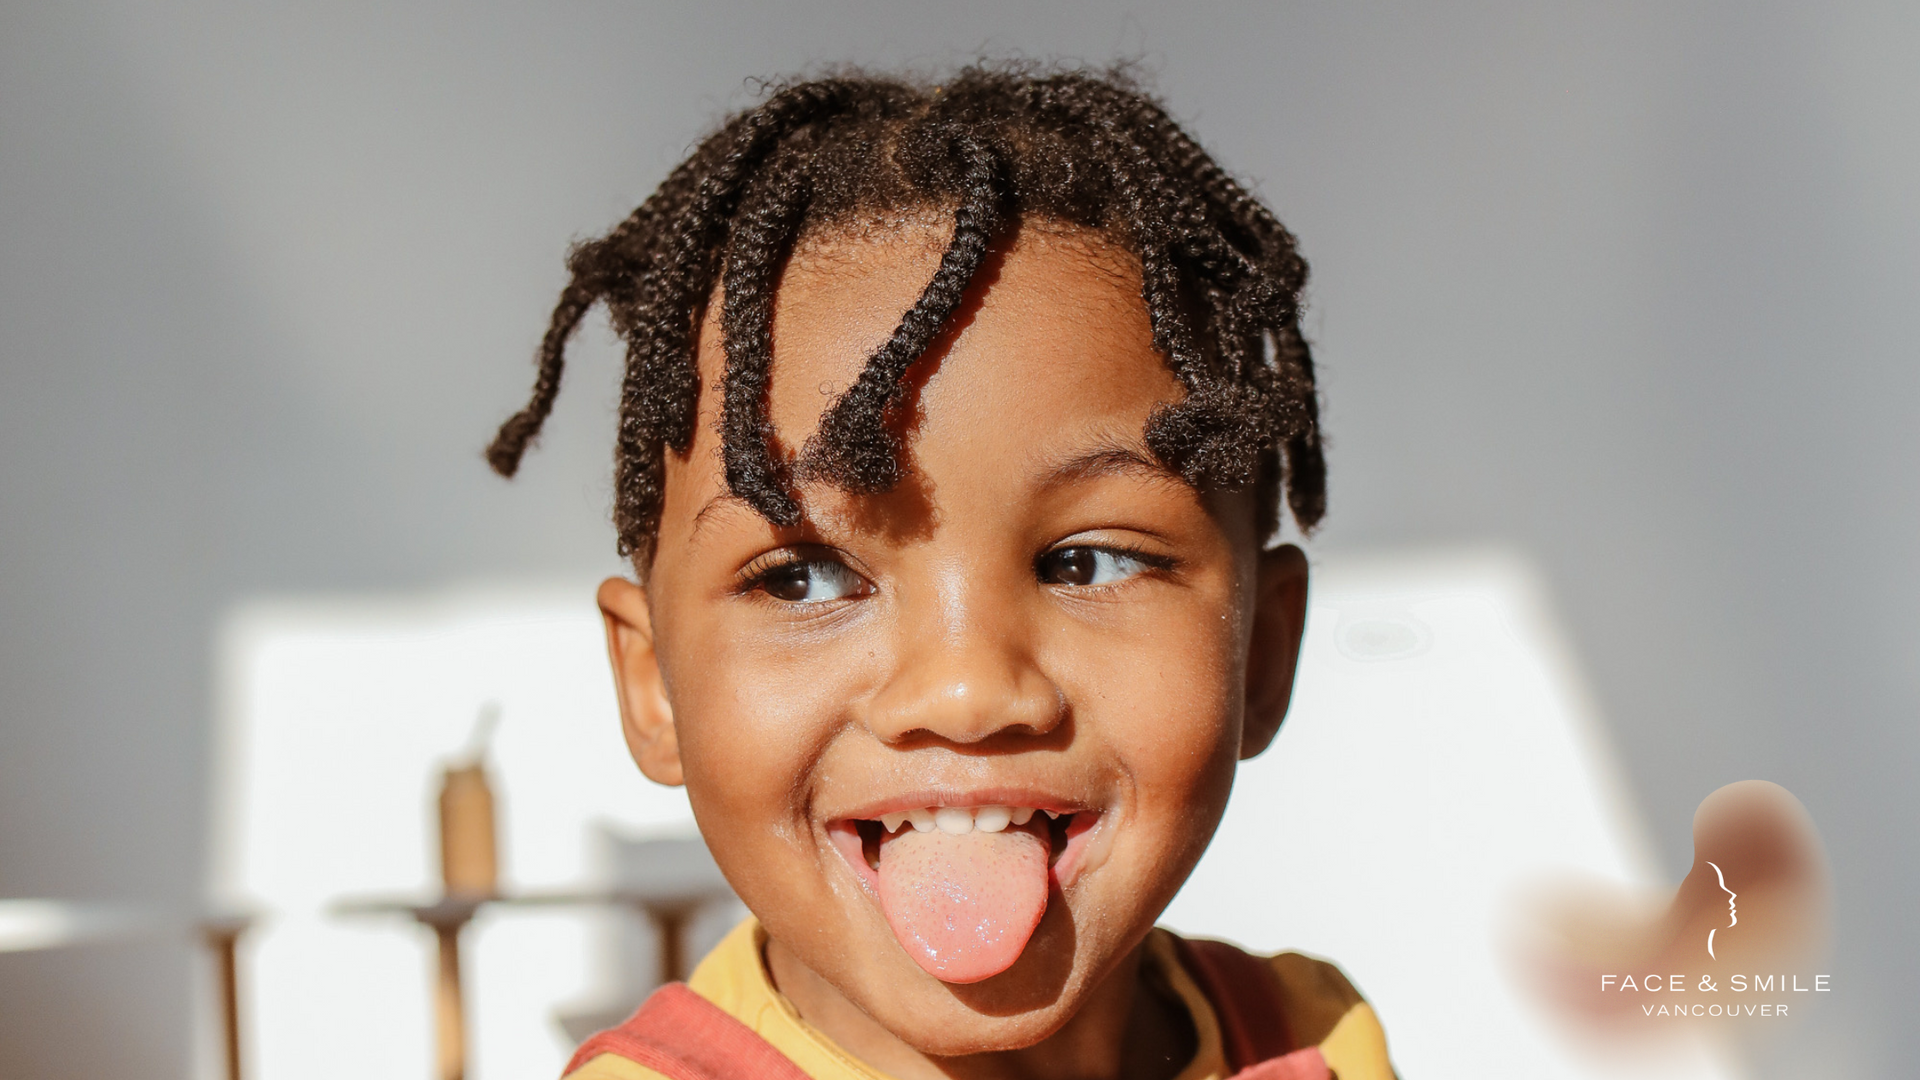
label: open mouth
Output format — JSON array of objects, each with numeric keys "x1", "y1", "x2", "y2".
[{"x1": 827, "y1": 803, "x2": 1102, "y2": 985}]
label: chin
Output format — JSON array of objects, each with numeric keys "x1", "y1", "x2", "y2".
[{"x1": 885, "y1": 997, "x2": 1077, "y2": 1058}]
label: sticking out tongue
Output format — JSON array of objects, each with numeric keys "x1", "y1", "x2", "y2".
[{"x1": 876, "y1": 824, "x2": 1049, "y2": 983}]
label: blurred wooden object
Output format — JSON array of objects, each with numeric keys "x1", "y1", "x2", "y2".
[
  {"x1": 644, "y1": 900, "x2": 698, "y2": 989},
  {"x1": 551, "y1": 832, "x2": 740, "y2": 1043},
  {"x1": 425, "y1": 708, "x2": 500, "y2": 1079},
  {"x1": 439, "y1": 705, "x2": 502, "y2": 900},
  {"x1": 336, "y1": 886, "x2": 734, "y2": 1077},
  {"x1": 199, "y1": 913, "x2": 254, "y2": 1080},
  {"x1": 434, "y1": 922, "x2": 462, "y2": 1080},
  {"x1": 2, "y1": 901, "x2": 259, "y2": 1080},
  {"x1": 389, "y1": 898, "x2": 484, "y2": 1080},
  {"x1": 332, "y1": 706, "x2": 747, "y2": 1078},
  {"x1": 438, "y1": 762, "x2": 498, "y2": 898}
]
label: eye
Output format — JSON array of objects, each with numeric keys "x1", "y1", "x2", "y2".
[
  {"x1": 1036, "y1": 546, "x2": 1155, "y2": 587},
  {"x1": 743, "y1": 551, "x2": 870, "y2": 604}
]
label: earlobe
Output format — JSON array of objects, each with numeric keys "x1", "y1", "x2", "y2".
[
  {"x1": 596, "y1": 576, "x2": 684, "y2": 787},
  {"x1": 1240, "y1": 544, "x2": 1310, "y2": 761}
]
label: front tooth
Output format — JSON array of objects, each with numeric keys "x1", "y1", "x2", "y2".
[
  {"x1": 974, "y1": 806, "x2": 1012, "y2": 833},
  {"x1": 907, "y1": 808, "x2": 936, "y2": 833},
  {"x1": 1044, "y1": 809, "x2": 1060, "y2": 820},
  {"x1": 935, "y1": 807, "x2": 974, "y2": 835},
  {"x1": 879, "y1": 812, "x2": 907, "y2": 833},
  {"x1": 1010, "y1": 807, "x2": 1034, "y2": 826}
]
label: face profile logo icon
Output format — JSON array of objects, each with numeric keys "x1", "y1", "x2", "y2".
[{"x1": 1705, "y1": 860, "x2": 1737, "y2": 959}]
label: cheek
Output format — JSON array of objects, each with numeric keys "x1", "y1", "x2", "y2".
[
  {"x1": 1049, "y1": 595, "x2": 1245, "y2": 811},
  {"x1": 659, "y1": 616, "x2": 867, "y2": 832}
]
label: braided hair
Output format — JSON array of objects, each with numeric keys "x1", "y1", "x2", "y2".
[{"x1": 488, "y1": 65, "x2": 1326, "y2": 565}]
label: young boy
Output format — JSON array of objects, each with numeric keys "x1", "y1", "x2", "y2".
[{"x1": 489, "y1": 67, "x2": 1395, "y2": 1080}]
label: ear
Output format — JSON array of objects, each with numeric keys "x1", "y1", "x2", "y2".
[
  {"x1": 1240, "y1": 544, "x2": 1310, "y2": 760},
  {"x1": 597, "y1": 576, "x2": 684, "y2": 786}
]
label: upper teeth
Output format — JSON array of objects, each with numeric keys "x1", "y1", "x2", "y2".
[{"x1": 877, "y1": 806, "x2": 1042, "y2": 835}]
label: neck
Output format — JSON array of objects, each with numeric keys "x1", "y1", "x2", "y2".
[{"x1": 764, "y1": 936, "x2": 1195, "y2": 1080}]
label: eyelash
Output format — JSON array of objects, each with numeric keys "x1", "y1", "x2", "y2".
[
  {"x1": 1036, "y1": 542, "x2": 1175, "y2": 588},
  {"x1": 737, "y1": 548, "x2": 806, "y2": 587},
  {"x1": 735, "y1": 547, "x2": 870, "y2": 605},
  {"x1": 1075, "y1": 541, "x2": 1170, "y2": 568}
]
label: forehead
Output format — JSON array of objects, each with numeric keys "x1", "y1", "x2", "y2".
[{"x1": 664, "y1": 217, "x2": 1184, "y2": 537}]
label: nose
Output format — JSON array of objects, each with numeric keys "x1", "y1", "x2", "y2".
[{"x1": 858, "y1": 574, "x2": 1064, "y2": 746}]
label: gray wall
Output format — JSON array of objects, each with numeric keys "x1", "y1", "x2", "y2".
[{"x1": 2, "y1": 2, "x2": 1913, "y2": 1076}]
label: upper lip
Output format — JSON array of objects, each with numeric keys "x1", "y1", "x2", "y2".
[{"x1": 824, "y1": 787, "x2": 1096, "y2": 823}]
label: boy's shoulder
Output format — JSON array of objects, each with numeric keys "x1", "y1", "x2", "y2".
[
  {"x1": 1156, "y1": 930, "x2": 1393, "y2": 1080},
  {"x1": 1242, "y1": 942, "x2": 1375, "y2": 1049},
  {"x1": 1254, "y1": 948, "x2": 1393, "y2": 1079}
]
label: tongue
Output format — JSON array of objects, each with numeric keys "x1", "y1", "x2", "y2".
[{"x1": 876, "y1": 825, "x2": 1049, "y2": 984}]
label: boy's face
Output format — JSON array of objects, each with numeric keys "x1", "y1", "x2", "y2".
[{"x1": 600, "y1": 218, "x2": 1309, "y2": 1059}]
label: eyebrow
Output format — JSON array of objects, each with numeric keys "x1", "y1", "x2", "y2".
[
  {"x1": 688, "y1": 492, "x2": 756, "y2": 544},
  {"x1": 1036, "y1": 441, "x2": 1189, "y2": 491}
]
